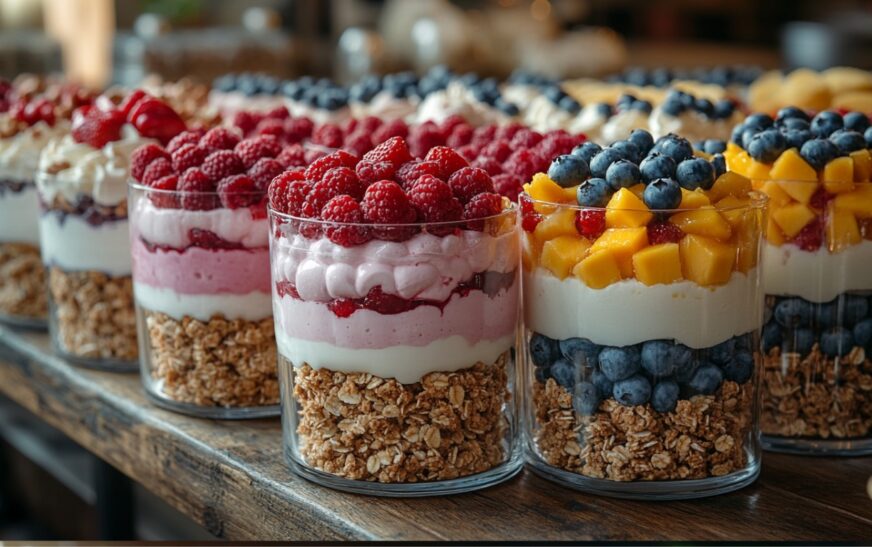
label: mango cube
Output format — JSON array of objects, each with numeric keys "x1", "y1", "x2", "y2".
[
  {"x1": 533, "y1": 207, "x2": 578, "y2": 244},
  {"x1": 590, "y1": 227, "x2": 649, "y2": 278},
  {"x1": 758, "y1": 180, "x2": 793, "y2": 207},
  {"x1": 716, "y1": 196, "x2": 751, "y2": 228},
  {"x1": 669, "y1": 206, "x2": 732, "y2": 241},
  {"x1": 725, "y1": 146, "x2": 752, "y2": 177},
  {"x1": 827, "y1": 209, "x2": 861, "y2": 252},
  {"x1": 605, "y1": 188, "x2": 653, "y2": 228},
  {"x1": 766, "y1": 216, "x2": 786, "y2": 246},
  {"x1": 771, "y1": 202, "x2": 816, "y2": 238},
  {"x1": 778, "y1": 179, "x2": 819, "y2": 204},
  {"x1": 850, "y1": 149, "x2": 872, "y2": 182},
  {"x1": 708, "y1": 172, "x2": 752, "y2": 202},
  {"x1": 632, "y1": 243, "x2": 683, "y2": 286},
  {"x1": 629, "y1": 183, "x2": 646, "y2": 200},
  {"x1": 733, "y1": 218, "x2": 760, "y2": 273},
  {"x1": 679, "y1": 188, "x2": 712, "y2": 209},
  {"x1": 769, "y1": 148, "x2": 818, "y2": 182},
  {"x1": 540, "y1": 236, "x2": 590, "y2": 279},
  {"x1": 679, "y1": 235, "x2": 737, "y2": 287},
  {"x1": 822, "y1": 156, "x2": 855, "y2": 194},
  {"x1": 834, "y1": 184, "x2": 872, "y2": 218},
  {"x1": 573, "y1": 251, "x2": 622, "y2": 289},
  {"x1": 747, "y1": 161, "x2": 772, "y2": 182},
  {"x1": 526, "y1": 173, "x2": 571, "y2": 204}
]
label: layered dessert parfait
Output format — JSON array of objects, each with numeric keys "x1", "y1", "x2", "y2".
[
  {"x1": 522, "y1": 131, "x2": 765, "y2": 498},
  {"x1": 414, "y1": 76, "x2": 520, "y2": 127},
  {"x1": 725, "y1": 108, "x2": 872, "y2": 454},
  {"x1": 269, "y1": 137, "x2": 522, "y2": 494},
  {"x1": 650, "y1": 90, "x2": 742, "y2": 143},
  {"x1": 36, "y1": 92, "x2": 187, "y2": 369},
  {"x1": 129, "y1": 129, "x2": 289, "y2": 417}
]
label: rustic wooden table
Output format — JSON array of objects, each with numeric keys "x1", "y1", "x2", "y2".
[{"x1": 0, "y1": 324, "x2": 870, "y2": 541}]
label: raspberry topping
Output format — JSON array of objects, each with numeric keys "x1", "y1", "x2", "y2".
[
  {"x1": 371, "y1": 119, "x2": 409, "y2": 144},
  {"x1": 71, "y1": 107, "x2": 125, "y2": 149},
  {"x1": 407, "y1": 123, "x2": 446, "y2": 158},
  {"x1": 463, "y1": 192, "x2": 503, "y2": 231},
  {"x1": 646, "y1": 220, "x2": 685, "y2": 245},
  {"x1": 492, "y1": 174, "x2": 522, "y2": 202},
  {"x1": 395, "y1": 161, "x2": 441, "y2": 188},
  {"x1": 178, "y1": 167, "x2": 219, "y2": 211},
  {"x1": 355, "y1": 160, "x2": 397, "y2": 186},
  {"x1": 268, "y1": 170, "x2": 307, "y2": 214},
  {"x1": 321, "y1": 195, "x2": 371, "y2": 247},
  {"x1": 170, "y1": 143, "x2": 208, "y2": 173},
  {"x1": 425, "y1": 146, "x2": 469, "y2": 179},
  {"x1": 217, "y1": 174, "x2": 260, "y2": 209},
  {"x1": 809, "y1": 187, "x2": 836, "y2": 211},
  {"x1": 166, "y1": 130, "x2": 202, "y2": 154},
  {"x1": 283, "y1": 117, "x2": 314, "y2": 143},
  {"x1": 255, "y1": 118, "x2": 285, "y2": 139},
  {"x1": 520, "y1": 197, "x2": 542, "y2": 233},
  {"x1": 407, "y1": 174, "x2": 463, "y2": 225},
  {"x1": 446, "y1": 124, "x2": 474, "y2": 148},
  {"x1": 575, "y1": 209, "x2": 606, "y2": 239},
  {"x1": 200, "y1": 127, "x2": 241, "y2": 152},
  {"x1": 128, "y1": 97, "x2": 186, "y2": 144},
  {"x1": 791, "y1": 216, "x2": 823, "y2": 251},
  {"x1": 312, "y1": 123, "x2": 344, "y2": 148},
  {"x1": 148, "y1": 175, "x2": 180, "y2": 208},
  {"x1": 201, "y1": 150, "x2": 244, "y2": 182},
  {"x1": 304, "y1": 150, "x2": 358, "y2": 181},
  {"x1": 361, "y1": 180, "x2": 417, "y2": 230},
  {"x1": 141, "y1": 157, "x2": 174, "y2": 186},
  {"x1": 276, "y1": 144, "x2": 306, "y2": 168},
  {"x1": 131, "y1": 143, "x2": 170, "y2": 182},
  {"x1": 471, "y1": 156, "x2": 503, "y2": 176},
  {"x1": 342, "y1": 130, "x2": 374, "y2": 157},
  {"x1": 232, "y1": 111, "x2": 261, "y2": 135},
  {"x1": 362, "y1": 136, "x2": 413, "y2": 166},
  {"x1": 447, "y1": 166, "x2": 495, "y2": 204},
  {"x1": 235, "y1": 135, "x2": 282, "y2": 169},
  {"x1": 321, "y1": 166, "x2": 365, "y2": 200},
  {"x1": 248, "y1": 157, "x2": 285, "y2": 191}
]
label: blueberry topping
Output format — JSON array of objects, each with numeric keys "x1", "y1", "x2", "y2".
[
  {"x1": 653, "y1": 134, "x2": 694, "y2": 164},
  {"x1": 687, "y1": 364, "x2": 723, "y2": 395},
  {"x1": 550, "y1": 358, "x2": 576, "y2": 389},
  {"x1": 722, "y1": 350, "x2": 754, "y2": 383},
  {"x1": 610, "y1": 140, "x2": 642, "y2": 164},
  {"x1": 639, "y1": 153, "x2": 677, "y2": 184},
  {"x1": 747, "y1": 129, "x2": 786, "y2": 163},
  {"x1": 711, "y1": 153, "x2": 727, "y2": 178},
  {"x1": 800, "y1": 138, "x2": 839, "y2": 171},
  {"x1": 712, "y1": 99, "x2": 735, "y2": 120},
  {"x1": 576, "y1": 177, "x2": 612, "y2": 207},
  {"x1": 840, "y1": 294, "x2": 870, "y2": 327},
  {"x1": 811, "y1": 111, "x2": 844, "y2": 138},
  {"x1": 761, "y1": 322, "x2": 782, "y2": 353},
  {"x1": 560, "y1": 337, "x2": 601, "y2": 368},
  {"x1": 642, "y1": 177, "x2": 682, "y2": 210},
  {"x1": 598, "y1": 346, "x2": 642, "y2": 382},
  {"x1": 595, "y1": 102, "x2": 613, "y2": 117},
  {"x1": 613, "y1": 374, "x2": 652, "y2": 406},
  {"x1": 866, "y1": 126, "x2": 872, "y2": 148},
  {"x1": 830, "y1": 129, "x2": 867, "y2": 155},
  {"x1": 843, "y1": 111, "x2": 871, "y2": 133},
  {"x1": 572, "y1": 142, "x2": 602, "y2": 164},
  {"x1": 589, "y1": 147, "x2": 625, "y2": 178},
  {"x1": 774, "y1": 298, "x2": 812, "y2": 328},
  {"x1": 652, "y1": 380, "x2": 680, "y2": 412},
  {"x1": 640, "y1": 340, "x2": 678, "y2": 377},
  {"x1": 703, "y1": 139, "x2": 727, "y2": 155},
  {"x1": 820, "y1": 327, "x2": 854, "y2": 358},
  {"x1": 708, "y1": 338, "x2": 735, "y2": 366},
  {"x1": 628, "y1": 129, "x2": 654, "y2": 155},
  {"x1": 745, "y1": 113, "x2": 775, "y2": 130},
  {"x1": 632, "y1": 99, "x2": 653, "y2": 113},
  {"x1": 529, "y1": 333, "x2": 560, "y2": 368},
  {"x1": 591, "y1": 369, "x2": 614, "y2": 399},
  {"x1": 605, "y1": 159, "x2": 642, "y2": 190},
  {"x1": 781, "y1": 117, "x2": 810, "y2": 132},
  {"x1": 548, "y1": 154, "x2": 591, "y2": 188},
  {"x1": 676, "y1": 157, "x2": 716, "y2": 190},
  {"x1": 559, "y1": 95, "x2": 582, "y2": 114},
  {"x1": 776, "y1": 106, "x2": 810, "y2": 123},
  {"x1": 853, "y1": 318, "x2": 872, "y2": 348},
  {"x1": 783, "y1": 129, "x2": 813, "y2": 150},
  {"x1": 694, "y1": 98, "x2": 714, "y2": 117},
  {"x1": 784, "y1": 327, "x2": 815, "y2": 355}
]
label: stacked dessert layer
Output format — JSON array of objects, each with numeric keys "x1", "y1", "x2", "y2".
[
  {"x1": 522, "y1": 130, "x2": 763, "y2": 481},
  {"x1": 269, "y1": 137, "x2": 519, "y2": 482}
]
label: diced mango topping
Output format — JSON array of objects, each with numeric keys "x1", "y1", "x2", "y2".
[
  {"x1": 757, "y1": 180, "x2": 793, "y2": 207},
  {"x1": 533, "y1": 207, "x2": 578, "y2": 244},
  {"x1": 827, "y1": 209, "x2": 861, "y2": 252},
  {"x1": 541, "y1": 236, "x2": 590, "y2": 280},
  {"x1": 746, "y1": 161, "x2": 772, "y2": 182},
  {"x1": 766, "y1": 216, "x2": 786, "y2": 246},
  {"x1": 525, "y1": 173, "x2": 571, "y2": 204},
  {"x1": 771, "y1": 202, "x2": 816, "y2": 238},
  {"x1": 632, "y1": 243, "x2": 683, "y2": 286},
  {"x1": 708, "y1": 172, "x2": 753, "y2": 202},
  {"x1": 833, "y1": 184, "x2": 872, "y2": 218},
  {"x1": 670, "y1": 206, "x2": 732, "y2": 241},
  {"x1": 850, "y1": 149, "x2": 872, "y2": 183},
  {"x1": 716, "y1": 196, "x2": 750, "y2": 228},
  {"x1": 678, "y1": 188, "x2": 711, "y2": 209},
  {"x1": 769, "y1": 148, "x2": 817, "y2": 182},
  {"x1": 590, "y1": 227, "x2": 649, "y2": 278},
  {"x1": 573, "y1": 251, "x2": 622, "y2": 289},
  {"x1": 822, "y1": 156, "x2": 855, "y2": 194},
  {"x1": 679, "y1": 235, "x2": 737, "y2": 287},
  {"x1": 605, "y1": 188, "x2": 653, "y2": 228},
  {"x1": 778, "y1": 179, "x2": 819, "y2": 204}
]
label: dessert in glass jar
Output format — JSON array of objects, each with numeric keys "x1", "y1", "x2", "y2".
[
  {"x1": 269, "y1": 138, "x2": 522, "y2": 495},
  {"x1": 726, "y1": 108, "x2": 872, "y2": 454},
  {"x1": 523, "y1": 130, "x2": 766, "y2": 499}
]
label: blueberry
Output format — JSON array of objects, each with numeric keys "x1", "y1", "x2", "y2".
[
  {"x1": 830, "y1": 129, "x2": 867, "y2": 155},
  {"x1": 673, "y1": 354, "x2": 699, "y2": 384},
  {"x1": 853, "y1": 318, "x2": 872, "y2": 348},
  {"x1": 776, "y1": 106, "x2": 810, "y2": 123},
  {"x1": 640, "y1": 340, "x2": 678, "y2": 377},
  {"x1": 820, "y1": 327, "x2": 854, "y2": 358},
  {"x1": 610, "y1": 141, "x2": 642, "y2": 164},
  {"x1": 534, "y1": 366, "x2": 551, "y2": 383},
  {"x1": 628, "y1": 129, "x2": 654, "y2": 155},
  {"x1": 813, "y1": 299, "x2": 838, "y2": 329},
  {"x1": 651, "y1": 380, "x2": 680, "y2": 412},
  {"x1": 548, "y1": 154, "x2": 591, "y2": 188},
  {"x1": 598, "y1": 346, "x2": 642, "y2": 382},
  {"x1": 839, "y1": 294, "x2": 870, "y2": 327},
  {"x1": 595, "y1": 102, "x2": 613, "y2": 117},
  {"x1": 713, "y1": 99, "x2": 735, "y2": 120},
  {"x1": 653, "y1": 134, "x2": 694, "y2": 164},
  {"x1": 843, "y1": 111, "x2": 870, "y2": 133},
  {"x1": 550, "y1": 358, "x2": 576, "y2": 389},
  {"x1": 781, "y1": 117, "x2": 811, "y2": 132},
  {"x1": 591, "y1": 369, "x2": 614, "y2": 399},
  {"x1": 703, "y1": 139, "x2": 727, "y2": 154},
  {"x1": 589, "y1": 148, "x2": 625, "y2": 178},
  {"x1": 495, "y1": 98, "x2": 520, "y2": 116},
  {"x1": 747, "y1": 129, "x2": 786, "y2": 163},
  {"x1": 632, "y1": 100, "x2": 653, "y2": 114},
  {"x1": 612, "y1": 374, "x2": 652, "y2": 406},
  {"x1": 616, "y1": 93, "x2": 637, "y2": 108},
  {"x1": 722, "y1": 350, "x2": 754, "y2": 383},
  {"x1": 800, "y1": 138, "x2": 840, "y2": 171},
  {"x1": 866, "y1": 126, "x2": 872, "y2": 148},
  {"x1": 810, "y1": 111, "x2": 844, "y2": 138},
  {"x1": 572, "y1": 382, "x2": 600, "y2": 416},
  {"x1": 576, "y1": 178, "x2": 612, "y2": 207},
  {"x1": 761, "y1": 322, "x2": 782, "y2": 352},
  {"x1": 784, "y1": 327, "x2": 815, "y2": 355},
  {"x1": 642, "y1": 177, "x2": 682, "y2": 210},
  {"x1": 572, "y1": 142, "x2": 602, "y2": 164},
  {"x1": 676, "y1": 157, "x2": 716, "y2": 190},
  {"x1": 708, "y1": 338, "x2": 735, "y2": 365},
  {"x1": 783, "y1": 129, "x2": 813, "y2": 150},
  {"x1": 734, "y1": 333, "x2": 754, "y2": 351},
  {"x1": 730, "y1": 123, "x2": 746, "y2": 146},
  {"x1": 745, "y1": 113, "x2": 775, "y2": 130},
  {"x1": 529, "y1": 332, "x2": 560, "y2": 367},
  {"x1": 687, "y1": 364, "x2": 723, "y2": 395},
  {"x1": 695, "y1": 98, "x2": 714, "y2": 117},
  {"x1": 639, "y1": 153, "x2": 677, "y2": 184},
  {"x1": 560, "y1": 337, "x2": 601, "y2": 367},
  {"x1": 605, "y1": 159, "x2": 642, "y2": 191},
  {"x1": 711, "y1": 154, "x2": 727, "y2": 178},
  {"x1": 559, "y1": 95, "x2": 582, "y2": 114},
  {"x1": 741, "y1": 126, "x2": 760, "y2": 150},
  {"x1": 774, "y1": 298, "x2": 812, "y2": 328}
]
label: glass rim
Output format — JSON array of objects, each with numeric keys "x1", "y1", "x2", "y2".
[
  {"x1": 268, "y1": 202, "x2": 517, "y2": 229},
  {"x1": 520, "y1": 190, "x2": 769, "y2": 214},
  {"x1": 129, "y1": 180, "x2": 266, "y2": 198},
  {"x1": 753, "y1": 177, "x2": 872, "y2": 185}
]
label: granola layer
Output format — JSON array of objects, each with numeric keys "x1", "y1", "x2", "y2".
[
  {"x1": 144, "y1": 310, "x2": 279, "y2": 408},
  {"x1": 533, "y1": 379, "x2": 753, "y2": 481},
  {"x1": 288, "y1": 352, "x2": 511, "y2": 483},
  {"x1": 761, "y1": 345, "x2": 872, "y2": 439},
  {"x1": 48, "y1": 267, "x2": 137, "y2": 361},
  {"x1": 0, "y1": 242, "x2": 46, "y2": 319}
]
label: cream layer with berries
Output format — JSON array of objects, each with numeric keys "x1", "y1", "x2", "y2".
[
  {"x1": 649, "y1": 106, "x2": 741, "y2": 143},
  {"x1": 415, "y1": 81, "x2": 514, "y2": 127},
  {"x1": 762, "y1": 241, "x2": 872, "y2": 303}
]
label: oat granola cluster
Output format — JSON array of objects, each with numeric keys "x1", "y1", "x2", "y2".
[
  {"x1": 144, "y1": 311, "x2": 279, "y2": 408},
  {"x1": 48, "y1": 267, "x2": 137, "y2": 361},
  {"x1": 532, "y1": 379, "x2": 753, "y2": 481},
  {"x1": 761, "y1": 346, "x2": 872, "y2": 439},
  {"x1": 289, "y1": 353, "x2": 511, "y2": 483},
  {"x1": 0, "y1": 242, "x2": 46, "y2": 320}
]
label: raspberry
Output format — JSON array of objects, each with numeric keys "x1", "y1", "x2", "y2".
[
  {"x1": 255, "y1": 118, "x2": 285, "y2": 139},
  {"x1": 446, "y1": 124, "x2": 474, "y2": 148},
  {"x1": 357, "y1": 116, "x2": 383, "y2": 134},
  {"x1": 371, "y1": 119, "x2": 409, "y2": 144},
  {"x1": 265, "y1": 106, "x2": 289, "y2": 120},
  {"x1": 576, "y1": 209, "x2": 606, "y2": 239},
  {"x1": 407, "y1": 175, "x2": 463, "y2": 228},
  {"x1": 235, "y1": 135, "x2": 282, "y2": 169},
  {"x1": 503, "y1": 149, "x2": 540, "y2": 183},
  {"x1": 520, "y1": 196, "x2": 542, "y2": 233},
  {"x1": 340, "y1": 118, "x2": 358, "y2": 134},
  {"x1": 178, "y1": 167, "x2": 219, "y2": 210},
  {"x1": 312, "y1": 123, "x2": 343, "y2": 148},
  {"x1": 217, "y1": 174, "x2": 260, "y2": 209},
  {"x1": 170, "y1": 143, "x2": 208, "y2": 173},
  {"x1": 492, "y1": 174, "x2": 522, "y2": 201},
  {"x1": 646, "y1": 220, "x2": 684, "y2": 245},
  {"x1": 537, "y1": 132, "x2": 583, "y2": 159},
  {"x1": 284, "y1": 117, "x2": 314, "y2": 143},
  {"x1": 201, "y1": 150, "x2": 244, "y2": 182},
  {"x1": 363, "y1": 286, "x2": 413, "y2": 315},
  {"x1": 233, "y1": 111, "x2": 262, "y2": 135},
  {"x1": 130, "y1": 143, "x2": 170, "y2": 182},
  {"x1": 276, "y1": 144, "x2": 306, "y2": 167},
  {"x1": 395, "y1": 161, "x2": 441, "y2": 187},
  {"x1": 457, "y1": 144, "x2": 480, "y2": 163},
  {"x1": 142, "y1": 157, "x2": 174, "y2": 186},
  {"x1": 810, "y1": 187, "x2": 836, "y2": 211},
  {"x1": 471, "y1": 156, "x2": 503, "y2": 176},
  {"x1": 362, "y1": 180, "x2": 417, "y2": 241},
  {"x1": 305, "y1": 147, "x2": 327, "y2": 165},
  {"x1": 304, "y1": 150, "x2": 358, "y2": 182},
  {"x1": 268, "y1": 170, "x2": 307, "y2": 214},
  {"x1": 510, "y1": 129, "x2": 543, "y2": 149},
  {"x1": 321, "y1": 195, "x2": 371, "y2": 247},
  {"x1": 188, "y1": 229, "x2": 243, "y2": 250},
  {"x1": 148, "y1": 174, "x2": 180, "y2": 208},
  {"x1": 353, "y1": 160, "x2": 394, "y2": 186},
  {"x1": 495, "y1": 123, "x2": 523, "y2": 141},
  {"x1": 200, "y1": 127, "x2": 241, "y2": 152},
  {"x1": 447, "y1": 167, "x2": 495, "y2": 204},
  {"x1": 480, "y1": 140, "x2": 512, "y2": 162},
  {"x1": 472, "y1": 125, "x2": 497, "y2": 145},
  {"x1": 440, "y1": 115, "x2": 467, "y2": 134},
  {"x1": 248, "y1": 158, "x2": 285, "y2": 191},
  {"x1": 791, "y1": 216, "x2": 823, "y2": 251},
  {"x1": 166, "y1": 131, "x2": 202, "y2": 154},
  {"x1": 342, "y1": 130, "x2": 374, "y2": 157},
  {"x1": 425, "y1": 146, "x2": 469, "y2": 179},
  {"x1": 286, "y1": 178, "x2": 311, "y2": 217},
  {"x1": 328, "y1": 299, "x2": 357, "y2": 318},
  {"x1": 463, "y1": 192, "x2": 503, "y2": 231},
  {"x1": 362, "y1": 136, "x2": 413, "y2": 166},
  {"x1": 321, "y1": 167, "x2": 365, "y2": 200},
  {"x1": 407, "y1": 124, "x2": 446, "y2": 158}
]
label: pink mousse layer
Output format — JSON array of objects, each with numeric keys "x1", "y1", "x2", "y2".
[
  {"x1": 131, "y1": 236, "x2": 270, "y2": 295},
  {"x1": 273, "y1": 274, "x2": 519, "y2": 350}
]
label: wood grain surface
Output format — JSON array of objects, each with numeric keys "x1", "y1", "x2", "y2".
[{"x1": 1, "y1": 325, "x2": 870, "y2": 541}]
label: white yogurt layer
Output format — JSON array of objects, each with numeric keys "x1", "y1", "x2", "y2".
[
  {"x1": 524, "y1": 269, "x2": 763, "y2": 349},
  {"x1": 39, "y1": 214, "x2": 131, "y2": 275},
  {"x1": 762, "y1": 241, "x2": 872, "y2": 303},
  {"x1": 134, "y1": 283, "x2": 272, "y2": 322},
  {"x1": 276, "y1": 331, "x2": 513, "y2": 385},
  {"x1": 0, "y1": 185, "x2": 40, "y2": 245},
  {"x1": 133, "y1": 198, "x2": 268, "y2": 248}
]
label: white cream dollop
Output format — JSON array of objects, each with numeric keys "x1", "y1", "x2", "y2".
[{"x1": 0, "y1": 121, "x2": 69, "y2": 182}]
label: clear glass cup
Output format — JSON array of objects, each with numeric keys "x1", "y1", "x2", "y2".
[
  {"x1": 756, "y1": 179, "x2": 872, "y2": 455},
  {"x1": 129, "y1": 182, "x2": 280, "y2": 419},
  {"x1": 269, "y1": 206, "x2": 522, "y2": 496},
  {"x1": 520, "y1": 191, "x2": 767, "y2": 500},
  {"x1": 0, "y1": 177, "x2": 47, "y2": 328}
]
